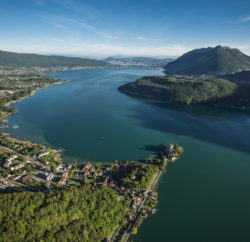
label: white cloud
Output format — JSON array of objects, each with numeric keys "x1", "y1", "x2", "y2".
[
  {"x1": 237, "y1": 16, "x2": 250, "y2": 23},
  {"x1": 58, "y1": 17, "x2": 95, "y2": 30},
  {"x1": 136, "y1": 37, "x2": 158, "y2": 42},
  {"x1": 99, "y1": 33, "x2": 119, "y2": 40},
  {"x1": 53, "y1": 24, "x2": 68, "y2": 29},
  {"x1": 136, "y1": 37, "x2": 148, "y2": 41}
]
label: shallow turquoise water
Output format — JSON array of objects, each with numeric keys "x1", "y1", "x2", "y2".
[{"x1": 2, "y1": 66, "x2": 250, "y2": 241}]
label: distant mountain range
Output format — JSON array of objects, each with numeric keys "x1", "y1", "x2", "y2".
[
  {"x1": 164, "y1": 45, "x2": 250, "y2": 75},
  {"x1": 0, "y1": 50, "x2": 109, "y2": 69},
  {"x1": 105, "y1": 56, "x2": 175, "y2": 67}
]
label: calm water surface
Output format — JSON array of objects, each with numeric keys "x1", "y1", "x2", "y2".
[{"x1": 2, "y1": 67, "x2": 250, "y2": 242}]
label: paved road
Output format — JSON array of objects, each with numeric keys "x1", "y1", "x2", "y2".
[{"x1": 121, "y1": 169, "x2": 163, "y2": 242}]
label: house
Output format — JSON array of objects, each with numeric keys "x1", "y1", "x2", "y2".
[
  {"x1": 46, "y1": 173, "x2": 54, "y2": 181},
  {"x1": 21, "y1": 174, "x2": 34, "y2": 182},
  {"x1": 95, "y1": 170, "x2": 103, "y2": 176},
  {"x1": 10, "y1": 163, "x2": 25, "y2": 171},
  {"x1": 44, "y1": 182, "x2": 51, "y2": 189},
  {"x1": 170, "y1": 156, "x2": 177, "y2": 161},
  {"x1": 4, "y1": 155, "x2": 18, "y2": 168},
  {"x1": 58, "y1": 171, "x2": 69, "y2": 185},
  {"x1": 6, "y1": 155, "x2": 18, "y2": 162},
  {"x1": 40, "y1": 159, "x2": 49, "y2": 165},
  {"x1": 13, "y1": 175, "x2": 22, "y2": 181},
  {"x1": 37, "y1": 150, "x2": 50, "y2": 158},
  {"x1": 167, "y1": 144, "x2": 174, "y2": 152},
  {"x1": 59, "y1": 176, "x2": 67, "y2": 185},
  {"x1": 81, "y1": 162, "x2": 92, "y2": 172}
]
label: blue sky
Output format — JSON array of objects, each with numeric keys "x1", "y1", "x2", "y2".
[{"x1": 0, "y1": 0, "x2": 250, "y2": 58}]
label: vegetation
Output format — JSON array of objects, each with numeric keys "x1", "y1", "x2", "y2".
[
  {"x1": 0, "y1": 50, "x2": 109, "y2": 70},
  {"x1": 119, "y1": 47, "x2": 250, "y2": 110},
  {"x1": 164, "y1": 45, "x2": 250, "y2": 75},
  {"x1": 0, "y1": 136, "x2": 183, "y2": 241},
  {"x1": 119, "y1": 75, "x2": 238, "y2": 104},
  {"x1": 0, "y1": 185, "x2": 129, "y2": 242},
  {"x1": 121, "y1": 162, "x2": 158, "y2": 191}
]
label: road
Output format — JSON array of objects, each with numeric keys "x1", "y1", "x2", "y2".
[{"x1": 113, "y1": 169, "x2": 163, "y2": 242}]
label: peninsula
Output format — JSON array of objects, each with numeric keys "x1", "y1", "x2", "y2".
[
  {"x1": 0, "y1": 131, "x2": 183, "y2": 241},
  {"x1": 0, "y1": 64, "x2": 183, "y2": 241}
]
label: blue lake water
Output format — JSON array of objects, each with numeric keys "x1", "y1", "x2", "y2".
[{"x1": 2, "y1": 66, "x2": 250, "y2": 241}]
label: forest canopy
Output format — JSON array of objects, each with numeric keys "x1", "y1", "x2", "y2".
[{"x1": 0, "y1": 185, "x2": 129, "y2": 242}]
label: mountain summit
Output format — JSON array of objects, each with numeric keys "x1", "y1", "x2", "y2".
[{"x1": 164, "y1": 46, "x2": 250, "y2": 75}]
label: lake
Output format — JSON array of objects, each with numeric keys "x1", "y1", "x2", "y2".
[{"x1": 2, "y1": 66, "x2": 250, "y2": 242}]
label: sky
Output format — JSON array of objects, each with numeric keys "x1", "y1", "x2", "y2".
[{"x1": 0, "y1": 0, "x2": 250, "y2": 58}]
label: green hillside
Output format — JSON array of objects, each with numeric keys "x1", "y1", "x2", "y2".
[
  {"x1": 119, "y1": 76, "x2": 236, "y2": 103},
  {"x1": 118, "y1": 75, "x2": 250, "y2": 109},
  {"x1": 0, "y1": 50, "x2": 109, "y2": 69},
  {"x1": 164, "y1": 46, "x2": 250, "y2": 75}
]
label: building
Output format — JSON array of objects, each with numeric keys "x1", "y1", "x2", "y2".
[
  {"x1": 40, "y1": 159, "x2": 49, "y2": 165},
  {"x1": 37, "y1": 150, "x2": 50, "y2": 158},
  {"x1": 58, "y1": 171, "x2": 69, "y2": 185},
  {"x1": 81, "y1": 162, "x2": 92, "y2": 172},
  {"x1": 46, "y1": 173, "x2": 54, "y2": 181},
  {"x1": 21, "y1": 174, "x2": 34, "y2": 182},
  {"x1": 10, "y1": 163, "x2": 25, "y2": 171},
  {"x1": 4, "y1": 155, "x2": 18, "y2": 168}
]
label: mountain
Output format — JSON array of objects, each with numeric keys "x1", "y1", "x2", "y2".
[
  {"x1": 0, "y1": 50, "x2": 110, "y2": 69},
  {"x1": 105, "y1": 56, "x2": 174, "y2": 66},
  {"x1": 164, "y1": 46, "x2": 250, "y2": 75}
]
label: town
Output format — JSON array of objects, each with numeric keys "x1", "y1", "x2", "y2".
[{"x1": 0, "y1": 132, "x2": 183, "y2": 241}]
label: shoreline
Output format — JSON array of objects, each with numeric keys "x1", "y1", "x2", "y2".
[
  {"x1": 0, "y1": 70, "x2": 183, "y2": 241},
  {"x1": 119, "y1": 88, "x2": 250, "y2": 112},
  {"x1": 1, "y1": 80, "x2": 67, "y2": 124},
  {"x1": 0, "y1": 65, "x2": 120, "y2": 75}
]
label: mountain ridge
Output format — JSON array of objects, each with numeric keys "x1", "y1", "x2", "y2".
[
  {"x1": 164, "y1": 45, "x2": 250, "y2": 75},
  {"x1": 0, "y1": 50, "x2": 110, "y2": 69}
]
